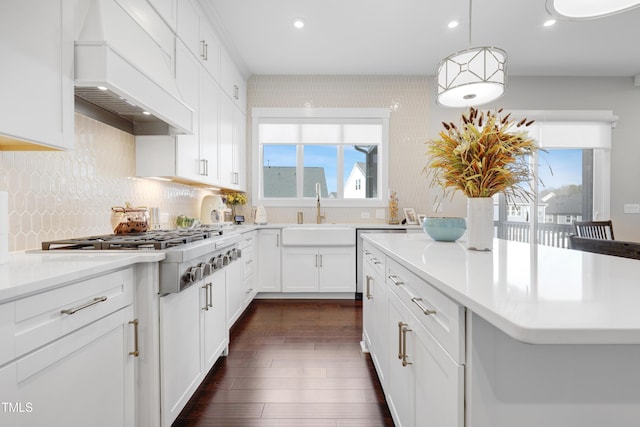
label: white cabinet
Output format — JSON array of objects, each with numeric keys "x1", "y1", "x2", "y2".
[
  {"x1": 0, "y1": 268, "x2": 136, "y2": 427},
  {"x1": 176, "y1": 0, "x2": 221, "y2": 81},
  {"x1": 160, "y1": 271, "x2": 228, "y2": 427},
  {"x1": 386, "y1": 290, "x2": 464, "y2": 427},
  {"x1": 219, "y1": 95, "x2": 246, "y2": 191},
  {"x1": 203, "y1": 269, "x2": 228, "y2": 371},
  {"x1": 226, "y1": 255, "x2": 244, "y2": 328},
  {"x1": 136, "y1": 40, "x2": 219, "y2": 185},
  {"x1": 362, "y1": 242, "x2": 388, "y2": 387},
  {"x1": 282, "y1": 246, "x2": 355, "y2": 293},
  {"x1": 362, "y1": 243, "x2": 465, "y2": 427},
  {"x1": 0, "y1": 0, "x2": 73, "y2": 150},
  {"x1": 257, "y1": 229, "x2": 282, "y2": 292},
  {"x1": 242, "y1": 231, "x2": 258, "y2": 302},
  {"x1": 220, "y1": 47, "x2": 247, "y2": 113}
]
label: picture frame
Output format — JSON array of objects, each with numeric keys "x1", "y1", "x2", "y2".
[
  {"x1": 402, "y1": 207, "x2": 418, "y2": 225},
  {"x1": 417, "y1": 214, "x2": 426, "y2": 225}
]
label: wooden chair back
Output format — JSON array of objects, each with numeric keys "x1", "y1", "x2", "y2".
[{"x1": 573, "y1": 220, "x2": 615, "y2": 240}]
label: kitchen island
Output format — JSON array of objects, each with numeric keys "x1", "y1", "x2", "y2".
[{"x1": 362, "y1": 232, "x2": 640, "y2": 427}]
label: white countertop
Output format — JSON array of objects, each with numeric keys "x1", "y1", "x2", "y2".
[
  {"x1": 0, "y1": 251, "x2": 165, "y2": 303},
  {"x1": 364, "y1": 233, "x2": 640, "y2": 344}
]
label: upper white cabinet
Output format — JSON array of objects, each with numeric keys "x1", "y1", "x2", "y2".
[
  {"x1": 0, "y1": 0, "x2": 74, "y2": 150},
  {"x1": 219, "y1": 95, "x2": 246, "y2": 191},
  {"x1": 177, "y1": 0, "x2": 221, "y2": 81},
  {"x1": 220, "y1": 48, "x2": 247, "y2": 113},
  {"x1": 136, "y1": 40, "x2": 220, "y2": 186}
]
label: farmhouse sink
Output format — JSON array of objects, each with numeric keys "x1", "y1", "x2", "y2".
[{"x1": 281, "y1": 226, "x2": 355, "y2": 246}]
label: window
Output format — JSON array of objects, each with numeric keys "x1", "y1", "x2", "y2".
[
  {"x1": 495, "y1": 110, "x2": 616, "y2": 248},
  {"x1": 252, "y1": 108, "x2": 389, "y2": 207}
]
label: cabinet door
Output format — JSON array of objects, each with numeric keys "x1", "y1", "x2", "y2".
[
  {"x1": 387, "y1": 291, "x2": 415, "y2": 427},
  {"x1": 282, "y1": 248, "x2": 319, "y2": 292},
  {"x1": 413, "y1": 324, "x2": 464, "y2": 427},
  {"x1": 233, "y1": 107, "x2": 247, "y2": 191},
  {"x1": 219, "y1": 94, "x2": 235, "y2": 188},
  {"x1": 199, "y1": 72, "x2": 219, "y2": 184},
  {"x1": 176, "y1": 0, "x2": 201, "y2": 58},
  {"x1": 0, "y1": 0, "x2": 73, "y2": 150},
  {"x1": 200, "y1": 23, "x2": 221, "y2": 82},
  {"x1": 203, "y1": 270, "x2": 228, "y2": 371},
  {"x1": 363, "y1": 261, "x2": 388, "y2": 387},
  {"x1": 175, "y1": 40, "x2": 201, "y2": 181},
  {"x1": 226, "y1": 259, "x2": 245, "y2": 327},
  {"x1": 257, "y1": 230, "x2": 282, "y2": 292},
  {"x1": 9, "y1": 306, "x2": 135, "y2": 427},
  {"x1": 318, "y1": 248, "x2": 356, "y2": 292},
  {"x1": 160, "y1": 285, "x2": 203, "y2": 427}
]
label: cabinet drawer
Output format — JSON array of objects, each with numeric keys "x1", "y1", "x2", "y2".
[
  {"x1": 243, "y1": 245, "x2": 256, "y2": 281},
  {"x1": 242, "y1": 231, "x2": 257, "y2": 248},
  {"x1": 363, "y1": 241, "x2": 385, "y2": 277},
  {"x1": 13, "y1": 268, "x2": 134, "y2": 359},
  {"x1": 387, "y1": 258, "x2": 465, "y2": 363}
]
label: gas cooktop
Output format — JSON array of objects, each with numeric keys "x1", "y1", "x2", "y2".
[{"x1": 41, "y1": 228, "x2": 224, "y2": 251}]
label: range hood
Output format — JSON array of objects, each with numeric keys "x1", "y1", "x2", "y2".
[{"x1": 74, "y1": 0, "x2": 193, "y2": 135}]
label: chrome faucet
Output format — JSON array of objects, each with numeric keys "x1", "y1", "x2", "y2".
[{"x1": 316, "y1": 183, "x2": 325, "y2": 224}]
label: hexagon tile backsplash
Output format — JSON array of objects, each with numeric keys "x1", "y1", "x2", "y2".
[{"x1": 0, "y1": 113, "x2": 214, "y2": 252}]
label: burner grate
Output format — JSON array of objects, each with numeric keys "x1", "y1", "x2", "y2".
[{"x1": 41, "y1": 228, "x2": 224, "y2": 250}]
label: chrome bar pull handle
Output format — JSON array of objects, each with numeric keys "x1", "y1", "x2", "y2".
[
  {"x1": 398, "y1": 321, "x2": 405, "y2": 359},
  {"x1": 401, "y1": 325, "x2": 412, "y2": 367},
  {"x1": 388, "y1": 275, "x2": 404, "y2": 286},
  {"x1": 365, "y1": 275, "x2": 373, "y2": 300},
  {"x1": 61, "y1": 296, "x2": 107, "y2": 315},
  {"x1": 202, "y1": 284, "x2": 210, "y2": 311},
  {"x1": 129, "y1": 319, "x2": 140, "y2": 357},
  {"x1": 208, "y1": 283, "x2": 213, "y2": 309},
  {"x1": 200, "y1": 40, "x2": 206, "y2": 58},
  {"x1": 411, "y1": 297, "x2": 436, "y2": 316}
]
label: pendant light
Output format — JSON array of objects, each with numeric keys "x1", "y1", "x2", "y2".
[
  {"x1": 436, "y1": 0, "x2": 507, "y2": 107},
  {"x1": 546, "y1": 0, "x2": 640, "y2": 20}
]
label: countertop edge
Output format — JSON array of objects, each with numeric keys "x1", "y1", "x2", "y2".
[{"x1": 363, "y1": 233, "x2": 640, "y2": 345}]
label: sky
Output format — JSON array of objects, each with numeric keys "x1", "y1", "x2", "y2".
[
  {"x1": 538, "y1": 149, "x2": 583, "y2": 191},
  {"x1": 263, "y1": 145, "x2": 366, "y2": 193}
]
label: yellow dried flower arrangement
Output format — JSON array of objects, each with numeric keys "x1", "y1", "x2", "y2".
[
  {"x1": 224, "y1": 192, "x2": 247, "y2": 206},
  {"x1": 425, "y1": 107, "x2": 538, "y2": 200}
]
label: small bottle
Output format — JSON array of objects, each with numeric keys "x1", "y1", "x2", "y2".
[{"x1": 297, "y1": 212, "x2": 304, "y2": 224}]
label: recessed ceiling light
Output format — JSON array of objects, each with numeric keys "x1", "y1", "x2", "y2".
[
  {"x1": 97, "y1": 86, "x2": 108, "y2": 91},
  {"x1": 293, "y1": 18, "x2": 305, "y2": 29},
  {"x1": 544, "y1": 19, "x2": 557, "y2": 26},
  {"x1": 142, "y1": 111, "x2": 151, "y2": 115},
  {"x1": 448, "y1": 20, "x2": 459, "y2": 29}
]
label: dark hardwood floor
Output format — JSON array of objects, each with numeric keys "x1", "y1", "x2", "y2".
[{"x1": 173, "y1": 299, "x2": 394, "y2": 426}]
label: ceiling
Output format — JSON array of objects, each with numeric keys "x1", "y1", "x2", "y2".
[{"x1": 200, "y1": 0, "x2": 640, "y2": 79}]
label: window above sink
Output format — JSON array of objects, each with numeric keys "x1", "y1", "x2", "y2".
[{"x1": 252, "y1": 108, "x2": 390, "y2": 208}]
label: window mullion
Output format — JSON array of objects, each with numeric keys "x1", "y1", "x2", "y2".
[
  {"x1": 297, "y1": 144, "x2": 304, "y2": 199},
  {"x1": 337, "y1": 145, "x2": 344, "y2": 199}
]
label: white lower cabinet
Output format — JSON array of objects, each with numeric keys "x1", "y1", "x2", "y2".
[
  {"x1": 257, "y1": 229, "x2": 282, "y2": 292},
  {"x1": 362, "y1": 244, "x2": 388, "y2": 387},
  {"x1": 386, "y1": 290, "x2": 464, "y2": 427},
  {"x1": 160, "y1": 270, "x2": 227, "y2": 427},
  {"x1": 0, "y1": 268, "x2": 136, "y2": 427},
  {"x1": 226, "y1": 255, "x2": 245, "y2": 328},
  {"x1": 282, "y1": 246, "x2": 355, "y2": 293},
  {"x1": 363, "y1": 242, "x2": 465, "y2": 427}
]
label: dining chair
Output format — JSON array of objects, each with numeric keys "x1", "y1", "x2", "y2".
[{"x1": 573, "y1": 220, "x2": 615, "y2": 240}]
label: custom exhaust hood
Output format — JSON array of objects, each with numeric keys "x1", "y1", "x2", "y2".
[{"x1": 74, "y1": 0, "x2": 193, "y2": 135}]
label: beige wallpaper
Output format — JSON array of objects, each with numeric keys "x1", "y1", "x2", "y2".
[
  {"x1": 0, "y1": 113, "x2": 215, "y2": 252},
  {"x1": 246, "y1": 75, "x2": 433, "y2": 224}
]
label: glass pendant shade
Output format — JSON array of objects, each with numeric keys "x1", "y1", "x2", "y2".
[
  {"x1": 546, "y1": 0, "x2": 640, "y2": 19},
  {"x1": 436, "y1": 46, "x2": 507, "y2": 108}
]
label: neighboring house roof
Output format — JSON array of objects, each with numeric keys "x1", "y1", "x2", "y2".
[
  {"x1": 544, "y1": 193, "x2": 582, "y2": 215},
  {"x1": 263, "y1": 166, "x2": 328, "y2": 197}
]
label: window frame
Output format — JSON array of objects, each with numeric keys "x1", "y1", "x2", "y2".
[{"x1": 251, "y1": 108, "x2": 390, "y2": 208}]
